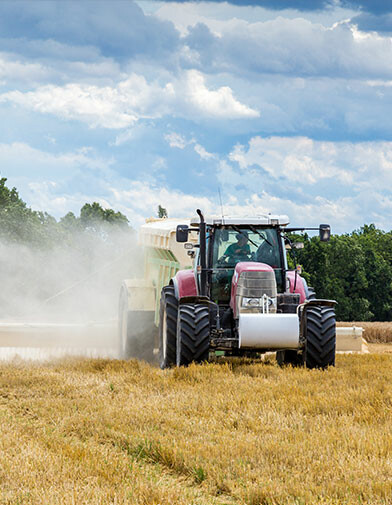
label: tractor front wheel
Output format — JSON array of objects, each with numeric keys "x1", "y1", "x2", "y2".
[
  {"x1": 277, "y1": 305, "x2": 336, "y2": 369},
  {"x1": 304, "y1": 305, "x2": 336, "y2": 369},
  {"x1": 176, "y1": 304, "x2": 210, "y2": 366}
]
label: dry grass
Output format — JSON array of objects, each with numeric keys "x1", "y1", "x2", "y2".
[
  {"x1": 337, "y1": 321, "x2": 392, "y2": 343},
  {"x1": 1, "y1": 354, "x2": 392, "y2": 505}
]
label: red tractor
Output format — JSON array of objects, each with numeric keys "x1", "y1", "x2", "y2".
[{"x1": 158, "y1": 209, "x2": 336, "y2": 369}]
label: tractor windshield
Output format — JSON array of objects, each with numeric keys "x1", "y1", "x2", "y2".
[{"x1": 210, "y1": 226, "x2": 283, "y2": 303}]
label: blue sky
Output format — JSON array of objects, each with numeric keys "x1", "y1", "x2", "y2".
[{"x1": 1, "y1": 0, "x2": 392, "y2": 232}]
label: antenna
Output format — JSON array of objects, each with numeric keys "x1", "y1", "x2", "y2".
[{"x1": 218, "y1": 186, "x2": 225, "y2": 225}]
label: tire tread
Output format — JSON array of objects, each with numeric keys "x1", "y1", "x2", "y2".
[
  {"x1": 159, "y1": 286, "x2": 178, "y2": 369},
  {"x1": 176, "y1": 304, "x2": 210, "y2": 366}
]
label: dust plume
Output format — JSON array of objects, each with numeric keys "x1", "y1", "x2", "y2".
[{"x1": 0, "y1": 226, "x2": 143, "y2": 359}]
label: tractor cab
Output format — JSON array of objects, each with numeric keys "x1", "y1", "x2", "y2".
[{"x1": 210, "y1": 225, "x2": 285, "y2": 305}]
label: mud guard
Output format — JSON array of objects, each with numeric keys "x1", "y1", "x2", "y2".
[{"x1": 172, "y1": 270, "x2": 197, "y2": 299}]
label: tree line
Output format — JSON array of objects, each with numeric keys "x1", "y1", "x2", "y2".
[
  {"x1": 0, "y1": 177, "x2": 133, "y2": 249},
  {"x1": 292, "y1": 225, "x2": 392, "y2": 322}
]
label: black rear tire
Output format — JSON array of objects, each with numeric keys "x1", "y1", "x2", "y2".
[
  {"x1": 118, "y1": 289, "x2": 155, "y2": 362},
  {"x1": 176, "y1": 304, "x2": 210, "y2": 366},
  {"x1": 307, "y1": 287, "x2": 316, "y2": 300},
  {"x1": 158, "y1": 286, "x2": 178, "y2": 369},
  {"x1": 305, "y1": 306, "x2": 336, "y2": 369}
]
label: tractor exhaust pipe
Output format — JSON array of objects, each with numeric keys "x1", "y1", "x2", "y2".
[{"x1": 196, "y1": 209, "x2": 207, "y2": 297}]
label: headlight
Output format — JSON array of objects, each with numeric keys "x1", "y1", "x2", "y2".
[
  {"x1": 242, "y1": 297, "x2": 262, "y2": 307},
  {"x1": 241, "y1": 296, "x2": 276, "y2": 310}
]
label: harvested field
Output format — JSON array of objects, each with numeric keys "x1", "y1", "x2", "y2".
[
  {"x1": 337, "y1": 321, "x2": 392, "y2": 343},
  {"x1": 1, "y1": 353, "x2": 392, "y2": 505}
]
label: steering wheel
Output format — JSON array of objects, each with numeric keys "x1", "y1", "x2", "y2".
[
  {"x1": 217, "y1": 256, "x2": 229, "y2": 266},
  {"x1": 256, "y1": 241, "x2": 276, "y2": 265}
]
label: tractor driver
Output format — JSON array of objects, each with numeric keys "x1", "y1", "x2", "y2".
[{"x1": 223, "y1": 232, "x2": 251, "y2": 263}]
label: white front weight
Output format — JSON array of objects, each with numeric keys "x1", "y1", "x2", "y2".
[{"x1": 238, "y1": 313, "x2": 300, "y2": 349}]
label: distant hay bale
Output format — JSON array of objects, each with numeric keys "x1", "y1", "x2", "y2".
[{"x1": 337, "y1": 322, "x2": 392, "y2": 343}]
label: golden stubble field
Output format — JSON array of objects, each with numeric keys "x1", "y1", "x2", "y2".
[{"x1": 1, "y1": 352, "x2": 392, "y2": 505}]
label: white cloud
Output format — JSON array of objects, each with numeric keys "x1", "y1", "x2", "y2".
[
  {"x1": 194, "y1": 143, "x2": 216, "y2": 160},
  {"x1": 228, "y1": 136, "x2": 359, "y2": 185},
  {"x1": 110, "y1": 182, "x2": 215, "y2": 225},
  {"x1": 165, "y1": 130, "x2": 216, "y2": 160},
  {"x1": 177, "y1": 11, "x2": 392, "y2": 80},
  {"x1": 185, "y1": 70, "x2": 259, "y2": 119},
  {"x1": 154, "y1": 2, "x2": 358, "y2": 36},
  {"x1": 0, "y1": 69, "x2": 258, "y2": 128},
  {"x1": 0, "y1": 53, "x2": 53, "y2": 85},
  {"x1": 0, "y1": 78, "x2": 146, "y2": 129},
  {"x1": 213, "y1": 135, "x2": 392, "y2": 232},
  {"x1": 213, "y1": 190, "x2": 358, "y2": 231},
  {"x1": 165, "y1": 132, "x2": 189, "y2": 149}
]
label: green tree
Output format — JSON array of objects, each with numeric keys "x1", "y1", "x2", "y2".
[
  {"x1": 80, "y1": 202, "x2": 129, "y2": 231},
  {"x1": 157, "y1": 205, "x2": 168, "y2": 218},
  {"x1": 0, "y1": 177, "x2": 63, "y2": 246},
  {"x1": 297, "y1": 234, "x2": 372, "y2": 321},
  {"x1": 353, "y1": 225, "x2": 392, "y2": 321}
]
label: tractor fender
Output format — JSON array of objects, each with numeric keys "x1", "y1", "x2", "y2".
[
  {"x1": 286, "y1": 271, "x2": 307, "y2": 303},
  {"x1": 172, "y1": 269, "x2": 197, "y2": 300}
]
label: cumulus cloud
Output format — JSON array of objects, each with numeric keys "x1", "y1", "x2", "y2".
[
  {"x1": 0, "y1": 76, "x2": 155, "y2": 128},
  {"x1": 0, "y1": 70, "x2": 258, "y2": 128},
  {"x1": 228, "y1": 136, "x2": 354, "y2": 184},
  {"x1": 183, "y1": 16, "x2": 392, "y2": 80},
  {"x1": 212, "y1": 135, "x2": 392, "y2": 231},
  {"x1": 185, "y1": 69, "x2": 259, "y2": 118},
  {"x1": 225, "y1": 135, "x2": 392, "y2": 191}
]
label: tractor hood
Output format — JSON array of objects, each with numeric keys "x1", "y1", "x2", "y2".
[{"x1": 230, "y1": 262, "x2": 277, "y2": 318}]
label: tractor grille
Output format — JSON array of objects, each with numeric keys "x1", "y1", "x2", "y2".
[{"x1": 236, "y1": 270, "x2": 277, "y2": 314}]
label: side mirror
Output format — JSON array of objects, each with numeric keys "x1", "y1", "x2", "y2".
[
  {"x1": 176, "y1": 224, "x2": 189, "y2": 242},
  {"x1": 319, "y1": 224, "x2": 331, "y2": 242}
]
